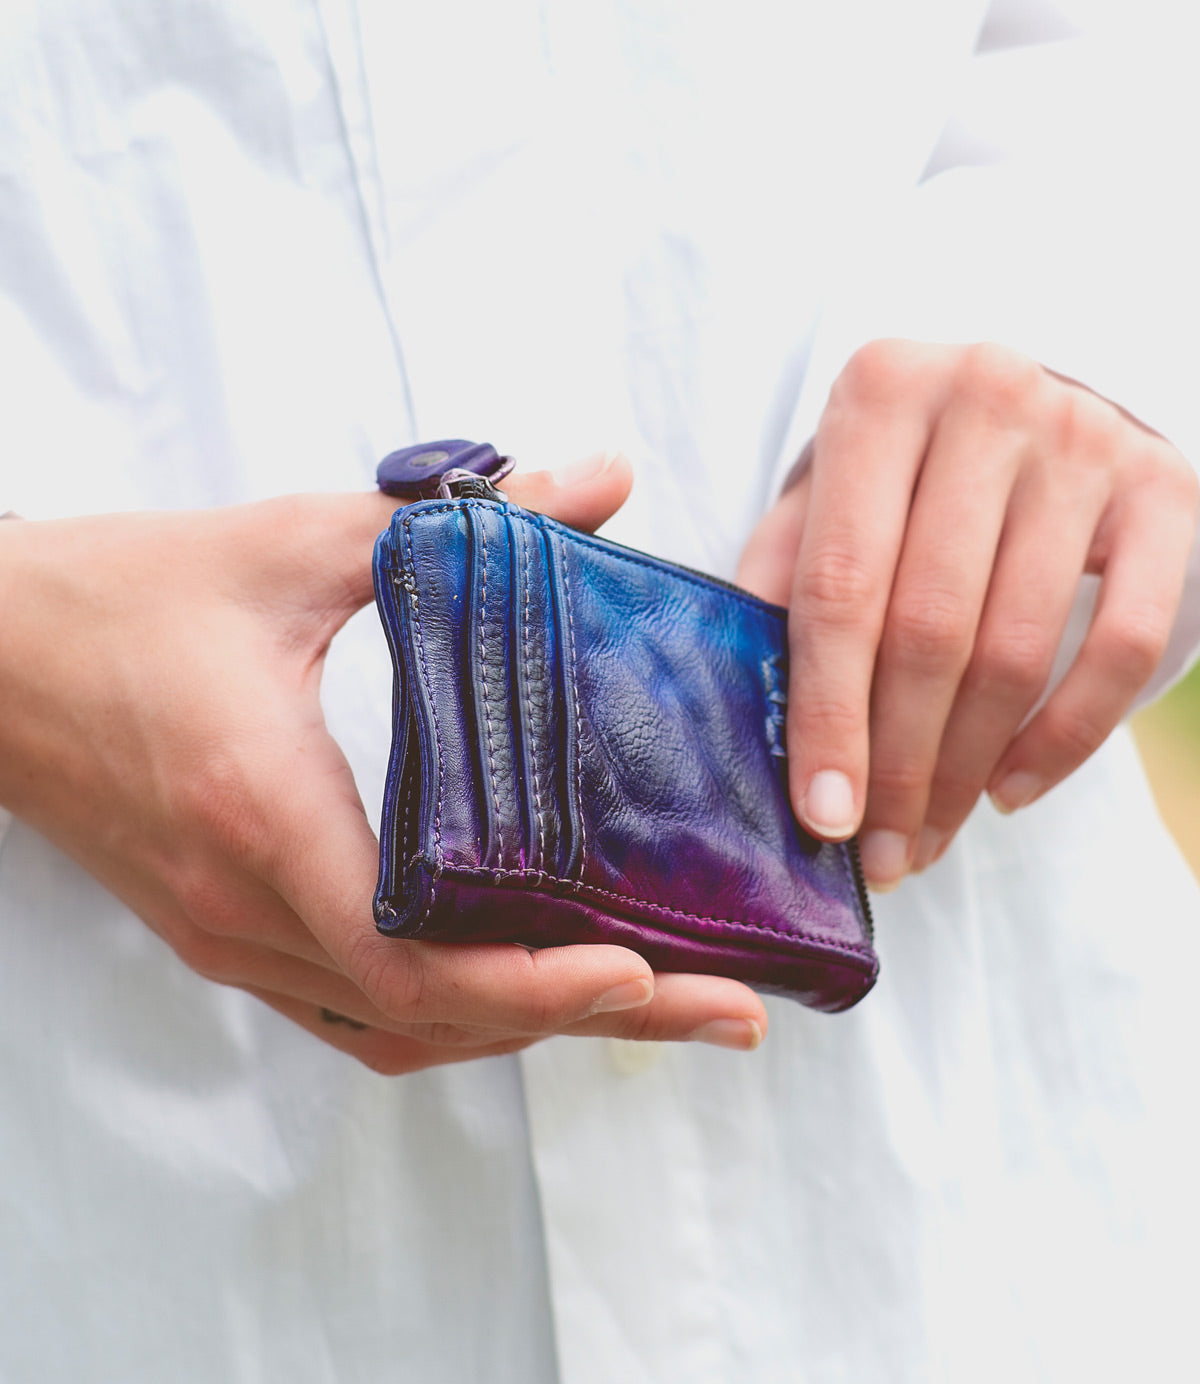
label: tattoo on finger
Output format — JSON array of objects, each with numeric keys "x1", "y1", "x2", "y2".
[{"x1": 320, "y1": 1007, "x2": 368, "y2": 1031}]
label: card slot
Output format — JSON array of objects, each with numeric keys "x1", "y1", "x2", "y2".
[
  {"x1": 465, "y1": 506, "x2": 522, "y2": 874},
  {"x1": 539, "y1": 521, "x2": 586, "y2": 885}
]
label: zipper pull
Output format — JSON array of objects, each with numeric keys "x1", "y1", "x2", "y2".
[{"x1": 376, "y1": 439, "x2": 515, "y2": 502}]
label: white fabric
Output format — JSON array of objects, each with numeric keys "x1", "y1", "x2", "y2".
[{"x1": 2, "y1": 1, "x2": 1199, "y2": 1379}]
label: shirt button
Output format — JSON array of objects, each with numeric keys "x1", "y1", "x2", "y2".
[{"x1": 606, "y1": 1038, "x2": 665, "y2": 1075}]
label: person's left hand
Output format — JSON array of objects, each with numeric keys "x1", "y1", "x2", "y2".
[{"x1": 736, "y1": 339, "x2": 1198, "y2": 890}]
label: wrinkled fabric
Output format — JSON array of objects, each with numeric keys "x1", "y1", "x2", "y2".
[{"x1": 2, "y1": 1, "x2": 1199, "y2": 1380}]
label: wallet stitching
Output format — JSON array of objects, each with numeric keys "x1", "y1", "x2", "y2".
[
  {"x1": 400, "y1": 746, "x2": 415, "y2": 894},
  {"x1": 403, "y1": 521, "x2": 445, "y2": 922},
  {"x1": 479, "y1": 517, "x2": 505, "y2": 872},
  {"x1": 398, "y1": 503, "x2": 867, "y2": 945},
  {"x1": 520, "y1": 520, "x2": 547, "y2": 871},
  {"x1": 388, "y1": 576, "x2": 417, "y2": 911},
  {"x1": 410, "y1": 502, "x2": 783, "y2": 619},
  {"x1": 558, "y1": 531, "x2": 587, "y2": 886},
  {"x1": 409, "y1": 858, "x2": 876, "y2": 960}
]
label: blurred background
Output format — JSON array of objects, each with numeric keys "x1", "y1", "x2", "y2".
[{"x1": 1134, "y1": 663, "x2": 1200, "y2": 878}]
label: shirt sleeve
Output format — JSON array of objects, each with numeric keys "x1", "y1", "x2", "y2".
[{"x1": 773, "y1": 0, "x2": 1200, "y2": 709}]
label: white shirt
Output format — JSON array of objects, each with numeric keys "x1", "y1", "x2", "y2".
[{"x1": 2, "y1": 2, "x2": 1198, "y2": 1379}]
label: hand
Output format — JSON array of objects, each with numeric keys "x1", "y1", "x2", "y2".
[
  {"x1": 0, "y1": 455, "x2": 767, "y2": 1073},
  {"x1": 737, "y1": 340, "x2": 1198, "y2": 890}
]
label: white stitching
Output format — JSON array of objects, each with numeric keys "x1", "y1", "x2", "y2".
[
  {"x1": 402, "y1": 519, "x2": 444, "y2": 923},
  {"x1": 416, "y1": 860, "x2": 877, "y2": 961},
  {"x1": 400, "y1": 754, "x2": 415, "y2": 876},
  {"x1": 412, "y1": 501, "x2": 783, "y2": 619},
  {"x1": 391, "y1": 574, "x2": 418, "y2": 894},
  {"x1": 521, "y1": 520, "x2": 546, "y2": 871},
  {"x1": 558, "y1": 532, "x2": 587, "y2": 885},
  {"x1": 479, "y1": 518, "x2": 504, "y2": 871}
]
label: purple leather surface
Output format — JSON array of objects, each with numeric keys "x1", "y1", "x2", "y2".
[{"x1": 372, "y1": 495, "x2": 877, "y2": 1011}]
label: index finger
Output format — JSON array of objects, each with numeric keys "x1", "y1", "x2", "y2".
[{"x1": 787, "y1": 344, "x2": 937, "y2": 839}]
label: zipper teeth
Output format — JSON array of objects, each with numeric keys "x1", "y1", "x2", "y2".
[{"x1": 845, "y1": 836, "x2": 875, "y2": 943}]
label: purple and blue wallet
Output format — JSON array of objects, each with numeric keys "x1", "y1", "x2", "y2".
[{"x1": 372, "y1": 441, "x2": 877, "y2": 1012}]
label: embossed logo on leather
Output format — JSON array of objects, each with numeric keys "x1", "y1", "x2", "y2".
[{"x1": 761, "y1": 655, "x2": 788, "y2": 759}]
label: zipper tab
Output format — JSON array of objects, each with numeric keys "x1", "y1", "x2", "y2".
[
  {"x1": 376, "y1": 439, "x2": 515, "y2": 502},
  {"x1": 437, "y1": 470, "x2": 508, "y2": 502}
]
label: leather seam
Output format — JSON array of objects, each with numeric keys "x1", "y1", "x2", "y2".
[
  {"x1": 521, "y1": 519, "x2": 546, "y2": 871},
  {"x1": 402, "y1": 858, "x2": 876, "y2": 961},
  {"x1": 400, "y1": 738, "x2": 414, "y2": 891},
  {"x1": 406, "y1": 501, "x2": 781, "y2": 619},
  {"x1": 402, "y1": 520, "x2": 445, "y2": 922},
  {"x1": 478, "y1": 515, "x2": 505, "y2": 871},
  {"x1": 558, "y1": 531, "x2": 587, "y2": 886}
]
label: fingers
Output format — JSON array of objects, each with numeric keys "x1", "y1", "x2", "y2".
[
  {"x1": 988, "y1": 469, "x2": 1198, "y2": 813},
  {"x1": 245, "y1": 989, "x2": 539, "y2": 1076},
  {"x1": 855, "y1": 368, "x2": 1092, "y2": 886},
  {"x1": 760, "y1": 343, "x2": 1199, "y2": 890},
  {"x1": 341, "y1": 935, "x2": 664, "y2": 1033},
  {"x1": 256, "y1": 734, "x2": 769, "y2": 1046},
  {"x1": 253, "y1": 742, "x2": 664, "y2": 1033},
  {"x1": 247, "y1": 971, "x2": 766, "y2": 1075},
  {"x1": 500, "y1": 450, "x2": 634, "y2": 532},
  {"x1": 736, "y1": 470, "x2": 811, "y2": 604},
  {"x1": 230, "y1": 451, "x2": 635, "y2": 648},
  {"x1": 906, "y1": 449, "x2": 1112, "y2": 871},
  {"x1": 786, "y1": 342, "x2": 946, "y2": 840},
  {"x1": 560, "y1": 972, "x2": 768, "y2": 1049}
]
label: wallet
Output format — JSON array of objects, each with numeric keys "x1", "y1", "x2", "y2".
[{"x1": 372, "y1": 441, "x2": 877, "y2": 1012}]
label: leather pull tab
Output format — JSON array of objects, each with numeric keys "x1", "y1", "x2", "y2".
[{"x1": 376, "y1": 439, "x2": 515, "y2": 500}]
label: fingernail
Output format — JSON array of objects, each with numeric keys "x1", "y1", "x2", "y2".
[
  {"x1": 559, "y1": 450, "x2": 618, "y2": 486},
  {"x1": 989, "y1": 771, "x2": 1041, "y2": 815},
  {"x1": 689, "y1": 1018, "x2": 764, "y2": 1051},
  {"x1": 859, "y1": 829, "x2": 910, "y2": 890},
  {"x1": 591, "y1": 978, "x2": 654, "y2": 1014},
  {"x1": 913, "y1": 825, "x2": 949, "y2": 873},
  {"x1": 802, "y1": 770, "x2": 857, "y2": 838}
]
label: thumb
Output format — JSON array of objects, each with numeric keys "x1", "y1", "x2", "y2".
[
  {"x1": 279, "y1": 450, "x2": 635, "y2": 641},
  {"x1": 499, "y1": 449, "x2": 633, "y2": 532}
]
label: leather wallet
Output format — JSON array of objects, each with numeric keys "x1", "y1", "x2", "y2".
[{"x1": 372, "y1": 441, "x2": 877, "y2": 1011}]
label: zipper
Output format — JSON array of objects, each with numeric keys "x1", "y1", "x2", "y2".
[{"x1": 439, "y1": 476, "x2": 874, "y2": 942}]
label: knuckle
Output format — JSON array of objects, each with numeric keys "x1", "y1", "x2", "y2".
[
  {"x1": 969, "y1": 622, "x2": 1054, "y2": 697},
  {"x1": 834, "y1": 339, "x2": 923, "y2": 409},
  {"x1": 885, "y1": 592, "x2": 973, "y2": 669},
  {"x1": 954, "y1": 342, "x2": 1041, "y2": 415},
  {"x1": 345, "y1": 931, "x2": 424, "y2": 1019},
  {"x1": 1049, "y1": 385, "x2": 1114, "y2": 461},
  {"x1": 596, "y1": 1004, "x2": 662, "y2": 1043},
  {"x1": 521, "y1": 988, "x2": 564, "y2": 1033},
  {"x1": 1169, "y1": 452, "x2": 1200, "y2": 508},
  {"x1": 172, "y1": 870, "x2": 247, "y2": 940},
  {"x1": 794, "y1": 545, "x2": 880, "y2": 622},
  {"x1": 791, "y1": 694, "x2": 861, "y2": 744},
  {"x1": 927, "y1": 766, "x2": 984, "y2": 813},
  {"x1": 524, "y1": 952, "x2": 587, "y2": 1030},
  {"x1": 1093, "y1": 609, "x2": 1169, "y2": 683},
  {"x1": 178, "y1": 757, "x2": 268, "y2": 868},
  {"x1": 173, "y1": 928, "x2": 236, "y2": 983},
  {"x1": 868, "y1": 757, "x2": 931, "y2": 804},
  {"x1": 1042, "y1": 705, "x2": 1109, "y2": 761},
  {"x1": 1147, "y1": 442, "x2": 1200, "y2": 510}
]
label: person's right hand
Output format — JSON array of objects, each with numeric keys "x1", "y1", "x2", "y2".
[{"x1": 0, "y1": 456, "x2": 767, "y2": 1073}]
